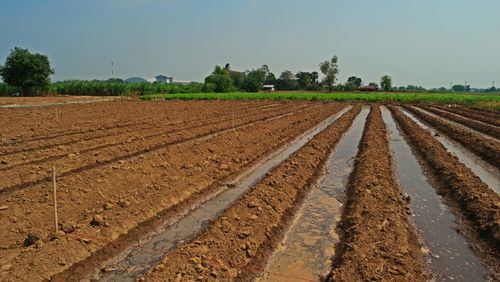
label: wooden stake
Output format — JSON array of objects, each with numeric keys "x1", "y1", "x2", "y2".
[{"x1": 52, "y1": 166, "x2": 59, "y2": 232}]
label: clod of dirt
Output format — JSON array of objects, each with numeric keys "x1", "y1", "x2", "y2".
[
  {"x1": 118, "y1": 199, "x2": 131, "y2": 208},
  {"x1": 51, "y1": 230, "x2": 66, "y2": 240},
  {"x1": 23, "y1": 233, "x2": 41, "y2": 247},
  {"x1": 154, "y1": 263, "x2": 165, "y2": 271},
  {"x1": 1, "y1": 263, "x2": 13, "y2": 272},
  {"x1": 0, "y1": 160, "x2": 8, "y2": 165},
  {"x1": 247, "y1": 202, "x2": 259, "y2": 208},
  {"x1": 91, "y1": 215, "x2": 105, "y2": 226},
  {"x1": 420, "y1": 247, "x2": 430, "y2": 255},
  {"x1": 0, "y1": 205, "x2": 8, "y2": 211},
  {"x1": 189, "y1": 257, "x2": 202, "y2": 265},
  {"x1": 61, "y1": 222, "x2": 76, "y2": 233},
  {"x1": 402, "y1": 193, "x2": 411, "y2": 202},
  {"x1": 103, "y1": 202, "x2": 114, "y2": 210},
  {"x1": 103, "y1": 265, "x2": 119, "y2": 272},
  {"x1": 219, "y1": 164, "x2": 230, "y2": 170}
]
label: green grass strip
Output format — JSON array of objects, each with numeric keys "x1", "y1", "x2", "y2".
[{"x1": 141, "y1": 92, "x2": 500, "y2": 105}]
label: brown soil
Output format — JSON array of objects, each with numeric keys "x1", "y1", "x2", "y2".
[
  {"x1": 0, "y1": 100, "x2": 278, "y2": 147},
  {"x1": 0, "y1": 101, "x2": 344, "y2": 281},
  {"x1": 389, "y1": 106, "x2": 500, "y2": 255},
  {"x1": 420, "y1": 105, "x2": 500, "y2": 139},
  {"x1": 144, "y1": 105, "x2": 363, "y2": 281},
  {"x1": 1, "y1": 102, "x2": 311, "y2": 194},
  {"x1": 431, "y1": 104, "x2": 500, "y2": 127},
  {"x1": 326, "y1": 105, "x2": 429, "y2": 281},
  {"x1": 468, "y1": 106, "x2": 500, "y2": 119},
  {"x1": 404, "y1": 105, "x2": 500, "y2": 168},
  {"x1": 0, "y1": 101, "x2": 275, "y2": 158}
]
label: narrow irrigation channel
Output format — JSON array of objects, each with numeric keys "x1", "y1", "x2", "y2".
[
  {"x1": 401, "y1": 108, "x2": 500, "y2": 194},
  {"x1": 90, "y1": 107, "x2": 352, "y2": 281},
  {"x1": 259, "y1": 106, "x2": 369, "y2": 281},
  {"x1": 381, "y1": 107, "x2": 490, "y2": 281},
  {"x1": 411, "y1": 106, "x2": 498, "y2": 143}
]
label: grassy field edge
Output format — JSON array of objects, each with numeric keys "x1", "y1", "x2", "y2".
[{"x1": 140, "y1": 92, "x2": 500, "y2": 107}]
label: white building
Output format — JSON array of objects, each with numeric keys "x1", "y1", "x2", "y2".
[{"x1": 155, "y1": 75, "x2": 173, "y2": 83}]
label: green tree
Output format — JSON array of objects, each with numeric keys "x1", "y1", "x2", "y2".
[
  {"x1": 204, "y1": 65, "x2": 233, "y2": 92},
  {"x1": 242, "y1": 68, "x2": 266, "y2": 92},
  {"x1": 107, "y1": 78, "x2": 124, "y2": 83},
  {"x1": 296, "y1": 71, "x2": 319, "y2": 89},
  {"x1": 380, "y1": 75, "x2": 392, "y2": 91},
  {"x1": 277, "y1": 70, "x2": 298, "y2": 90},
  {"x1": 347, "y1": 76, "x2": 362, "y2": 87},
  {"x1": 223, "y1": 63, "x2": 246, "y2": 90},
  {"x1": 345, "y1": 76, "x2": 362, "y2": 91},
  {"x1": 257, "y1": 65, "x2": 277, "y2": 85},
  {"x1": 452, "y1": 85, "x2": 466, "y2": 92},
  {"x1": 264, "y1": 72, "x2": 277, "y2": 85},
  {"x1": 319, "y1": 56, "x2": 339, "y2": 92},
  {"x1": 0, "y1": 47, "x2": 54, "y2": 96}
]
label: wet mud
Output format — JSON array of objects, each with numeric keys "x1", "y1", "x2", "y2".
[
  {"x1": 144, "y1": 106, "x2": 363, "y2": 281},
  {"x1": 389, "y1": 106, "x2": 500, "y2": 277},
  {"x1": 260, "y1": 107, "x2": 369, "y2": 281},
  {"x1": 91, "y1": 108, "x2": 353, "y2": 281},
  {"x1": 382, "y1": 107, "x2": 491, "y2": 281},
  {"x1": 401, "y1": 108, "x2": 500, "y2": 194},
  {"x1": 403, "y1": 105, "x2": 500, "y2": 168},
  {"x1": 421, "y1": 105, "x2": 500, "y2": 139},
  {"x1": 326, "y1": 105, "x2": 429, "y2": 282}
]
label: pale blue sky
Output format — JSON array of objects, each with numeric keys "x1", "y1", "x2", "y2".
[{"x1": 1, "y1": 0, "x2": 499, "y2": 88}]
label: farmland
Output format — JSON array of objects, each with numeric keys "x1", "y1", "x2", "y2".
[
  {"x1": 0, "y1": 98, "x2": 498, "y2": 282},
  {"x1": 142, "y1": 92, "x2": 500, "y2": 108}
]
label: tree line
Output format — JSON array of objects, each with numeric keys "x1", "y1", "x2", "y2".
[
  {"x1": 201, "y1": 58, "x2": 395, "y2": 93},
  {"x1": 0, "y1": 47, "x2": 498, "y2": 96}
]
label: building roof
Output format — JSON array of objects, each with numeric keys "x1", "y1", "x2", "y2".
[
  {"x1": 359, "y1": 85, "x2": 378, "y2": 90},
  {"x1": 155, "y1": 75, "x2": 170, "y2": 79},
  {"x1": 125, "y1": 77, "x2": 147, "y2": 83}
]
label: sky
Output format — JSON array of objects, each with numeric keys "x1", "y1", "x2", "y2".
[{"x1": 0, "y1": 0, "x2": 499, "y2": 88}]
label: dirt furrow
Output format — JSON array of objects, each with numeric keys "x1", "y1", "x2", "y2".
[
  {"x1": 0, "y1": 101, "x2": 278, "y2": 150},
  {"x1": 468, "y1": 106, "x2": 500, "y2": 120},
  {"x1": 0, "y1": 104, "x2": 313, "y2": 194},
  {"x1": 326, "y1": 105, "x2": 428, "y2": 282},
  {"x1": 1, "y1": 100, "x2": 195, "y2": 141},
  {"x1": 389, "y1": 106, "x2": 500, "y2": 264},
  {"x1": 0, "y1": 102, "x2": 303, "y2": 167},
  {"x1": 420, "y1": 105, "x2": 500, "y2": 139},
  {"x1": 431, "y1": 104, "x2": 500, "y2": 127},
  {"x1": 404, "y1": 106, "x2": 500, "y2": 168},
  {"x1": 143, "y1": 105, "x2": 363, "y2": 281},
  {"x1": 0, "y1": 103, "x2": 345, "y2": 282},
  {"x1": 0, "y1": 100, "x2": 279, "y2": 144}
]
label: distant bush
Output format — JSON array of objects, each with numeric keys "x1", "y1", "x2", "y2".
[
  {"x1": 0, "y1": 83, "x2": 17, "y2": 96},
  {"x1": 49, "y1": 80, "x2": 203, "y2": 96}
]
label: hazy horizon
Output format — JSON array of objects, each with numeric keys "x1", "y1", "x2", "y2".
[{"x1": 1, "y1": 0, "x2": 499, "y2": 89}]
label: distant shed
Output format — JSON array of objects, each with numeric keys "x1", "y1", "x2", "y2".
[
  {"x1": 358, "y1": 85, "x2": 379, "y2": 92},
  {"x1": 155, "y1": 75, "x2": 173, "y2": 84},
  {"x1": 262, "y1": 85, "x2": 275, "y2": 92}
]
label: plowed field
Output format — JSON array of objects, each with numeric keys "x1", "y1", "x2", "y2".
[{"x1": 0, "y1": 99, "x2": 498, "y2": 281}]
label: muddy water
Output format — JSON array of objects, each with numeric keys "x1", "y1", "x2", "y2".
[
  {"x1": 259, "y1": 107, "x2": 370, "y2": 282},
  {"x1": 381, "y1": 107, "x2": 490, "y2": 281},
  {"x1": 412, "y1": 106, "x2": 498, "y2": 143},
  {"x1": 92, "y1": 107, "x2": 353, "y2": 282},
  {"x1": 429, "y1": 106, "x2": 499, "y2": 132},
  {"x1": 401, "y1": 108, "x2": 500, "y2": 194}
]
